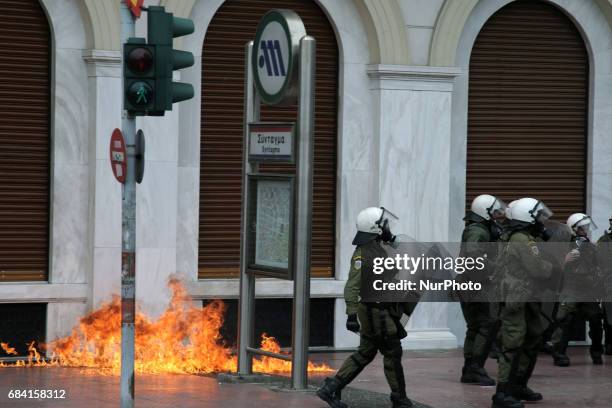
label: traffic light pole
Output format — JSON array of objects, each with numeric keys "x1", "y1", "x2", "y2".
[{"x1": 120, "y1": 3, "x2": 137, "y2": 408}]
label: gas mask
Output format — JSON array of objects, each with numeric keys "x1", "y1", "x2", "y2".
[{"x1": 376, "y1": 207, "x2": 398, "y2": 243}]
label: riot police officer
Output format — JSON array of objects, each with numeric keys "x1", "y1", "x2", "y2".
[
  {"x1": 598, "y1": 217, "x2": 612, "y2": 355},
  {"x1": 550, "y1": 213, "x2": 603, "y2": 366},
  {"x1": 458, "y1": 194, "x2": 507, "y2": 386},
  {"x1": 492, "y1": 197, "x2": 554, "y2": 408},
  {"x1": 317, "y1": 207, "x2": 414, "y2": 408}
]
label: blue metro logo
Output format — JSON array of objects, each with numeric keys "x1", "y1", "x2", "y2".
[{"x1": 258, "y1": 40, "x2": 286, "y2": 77}]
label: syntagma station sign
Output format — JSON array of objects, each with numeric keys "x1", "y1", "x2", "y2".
[
  {"x1": 239, "y1": 8, "x2": 315, "y2": 390},
  {"x1": 252, "y1": 9, "x2": 306, "y2": 105},
  {"x1": 248, "y1": 122, "x2": 295, "y2": 163}
]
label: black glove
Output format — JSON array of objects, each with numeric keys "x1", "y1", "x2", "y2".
[{"x1": 346, "y1": 314, "x2": 360, "y2": 333}]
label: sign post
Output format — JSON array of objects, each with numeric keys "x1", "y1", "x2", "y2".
[
  {"x1": 291, "y1": 34, "x2": 315, "y2": 390},
  {"x1": 237, "y1": 9, "x2": 315, "y2": 390},
  {"x1": 117, "y1": 3, "x2": 192, "y2": 406},
  {"x1": 120, "y1": 3, "x2": 137, "y2": 407}
]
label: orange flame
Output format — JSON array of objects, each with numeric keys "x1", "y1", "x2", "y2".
[
  {"x1": 0, "y1": 342, "x2": 17, "y2": 356},
  {"x1": 0, "y1": 280, "x2": 331, "y2": 375}
]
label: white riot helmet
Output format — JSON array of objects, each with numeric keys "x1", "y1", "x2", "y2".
[
  {"x1": 505, "y1": 200, "x2": 519, "y2": 220},
  {"x1": 567, "y1": 213, "x2": 597, "y2": 236},
  {"x1": 353, "y1": 207, "x2": 399, "y2": 245},
  {"x1": 510, "y1": 198, "x2": 553, "y2": 224},
  {"x1": 471, "y1": 194, "x2": 507, "y2": 220}
]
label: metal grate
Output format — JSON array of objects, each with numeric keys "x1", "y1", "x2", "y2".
[
  {"x1": 199, "y1": 0, "x2": 338, "y2": 278},
  {"x1": 0, "y1": 0, "x2": 51, "y2": 282},
  {"x1": 467, "y1": 0, "x2": 588, "y2": 220}
]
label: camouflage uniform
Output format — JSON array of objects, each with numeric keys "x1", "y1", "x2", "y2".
[
  {"x1": 495, "y1": 228, "x2": 552, "y2": 405},
  {"x1": 458, "y1": 216, "x2": 497, "y2": 385},
  {"x1": 551, "y1": 235, "x2": 603, "y2": 365},
  {"x1": 335, "y1": 239, "x2": 413, "y2": 401}
]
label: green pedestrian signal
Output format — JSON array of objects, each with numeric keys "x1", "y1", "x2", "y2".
[
  {"x1": 136, "y1": 86, "x2": 148, "y2": 104},
  {"x1": 127, "y1": 81, "x2": 153, "y2": 107}
]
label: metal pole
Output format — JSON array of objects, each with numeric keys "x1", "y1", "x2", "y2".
[
  {"x1": 238, "y1": 41, "x2": 260, "y2": 375},
  {"x1": 120, "y1": 4, "x2": 136, "y2": 407},
  {"x1": 291, "y1": 35, "x2": 315, "y2": 390},
  {"x1": 246, "y1": 347, "x2": 293, "y2": 362}
]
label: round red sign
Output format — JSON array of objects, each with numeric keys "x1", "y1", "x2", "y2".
[{"x1": 110, "y1": 128, "x2": 127, "y2": 184}]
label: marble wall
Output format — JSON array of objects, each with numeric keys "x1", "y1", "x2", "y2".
[{"x1": 368, "y1": 65, "x2": 460, "y2": 349}]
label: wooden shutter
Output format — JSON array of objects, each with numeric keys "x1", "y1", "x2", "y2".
[
  {"x1": 0, "y1": 0, "x2": 51, "y2": 282},
  {"x1": 467, "y1": 0, "x2": 588, "y2": 221},
  {"x1": 200, "y1": 0, "x2": 338, "y2": 278}
]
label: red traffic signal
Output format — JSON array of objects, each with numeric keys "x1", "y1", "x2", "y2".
[{"x1": 126, "y1": 47, "x2": 153, "y2": 74}]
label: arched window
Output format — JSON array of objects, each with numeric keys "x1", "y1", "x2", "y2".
[
  {"x1": 199, "y1": 0, "x2": 338, "y2": 278},
  {"x1": 0, "y1": 0, "x2": 51, "y2": 281},
  {"x1": 467, "y1": 0, "x2": 588, "y2": 220}
]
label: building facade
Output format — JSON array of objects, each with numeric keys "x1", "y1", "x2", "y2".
[{"x1": 1, "y1": 0, "x2": 611, "y2": 351}]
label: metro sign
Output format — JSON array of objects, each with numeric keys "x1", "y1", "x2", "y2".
[{"x1": 252, "y1": 9, "x2": 306, "y2": 105}]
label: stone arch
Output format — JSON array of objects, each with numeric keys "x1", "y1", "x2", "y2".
[
  {"x1": 82, "y1": 0, "x2": 120, "y2": 50},
  {"x1": 164, "y1": 0, "x2": 410, "y2": 64},
  {"x1": 430, "y1": 0, "x2": 612, "y2": 66}
]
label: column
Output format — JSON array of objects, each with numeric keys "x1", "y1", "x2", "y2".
[
  {"x1": 369, "y1": 64, "x2": 461, "y2": 349},
  {"x1": 82, "y1": 50, "x2": 123, "y2": 309}
]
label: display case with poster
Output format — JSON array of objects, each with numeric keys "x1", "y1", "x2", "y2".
[{"x1": 246, "y1": 174, "x2": 295, "y2": 279}]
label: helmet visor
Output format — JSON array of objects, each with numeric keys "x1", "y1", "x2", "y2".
[
  {"x1": 488, "y1": 198, "x2": 508, "y2": 220},
  {"x1": 379, "y1": 207, "x2": 399, "y2": 227},
  {"x1": 531, "y1": 201, "x2": 553, "y2": 223},
  {"x1": 572, "y1": 215, "x2": 598, "y2": 232}
]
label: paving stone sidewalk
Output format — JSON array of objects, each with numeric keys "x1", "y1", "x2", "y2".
[{"x1": 0, "y1": 347, "x2": 610, "y2": 407}]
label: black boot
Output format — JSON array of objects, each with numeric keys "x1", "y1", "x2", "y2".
[
  {"x1": 491, "y1": 383, "x2": 524, "y2": 408},
  {"x1": 589, "y1": 318, "x2": 604, "y2": 365},
  {"x1": 461, "y1": 361, "x2": 496, "y2": 386},
  {"x1": 552, "y1": 344, "x2": 570, "y2": 367},
  {"x1": 605, "y1": 344, "x2": 612, "y2": 356},
  {"x1": 552, "y1": 352, "x2": 570, "y2": 367},
  {"x1": 316, "y1": 377, "x2": 347, "y2": 408},
  {"x1": 509, "y1": 383, "x2": 543, "y2": 402},
  {"x1": 591, "y1": 350, "x2": 603, "y2": 365},
  {"x1": 540, "y1": 341, "x2": 553, "y2": 355},
  {"x1": 390, "y1": 392, "x2": 413, "y2": 408}
]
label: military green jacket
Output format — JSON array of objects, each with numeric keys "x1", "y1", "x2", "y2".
[
  {"x1": 459, "y1": 221, "x2": 497, "y2": 290},
  {"x1": 344, "y1": 241, "x2": 414, "y2": 318},
  {"x1": 598, "y1": 231, "x2": 612, "y2": 243},
  {"x1": 344, "y1": 247, "x2": 363, "y2": 316},
  {"x1": 562, "y1": 235, "x2": 601, "y2": 299},
  {"x1": 461, "y1": 221, "x2": 491, "y2": 244},
  {"x1": 499, "y1": 229, "x2": 553, "y2": 302},
  {"x1": 345, "y1": 239, "x2": 389, "y2": 315}
]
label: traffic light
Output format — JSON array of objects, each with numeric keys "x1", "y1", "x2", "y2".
[
  {"x1": 122, "y1": 6, "x2": 194, "y2": 116},
  {"x1": 123, "y1": 38, "x2": 156, "y2": 114},
  {"x1": 147, "y1": 6, "x2": 195, "y2": 111}
]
